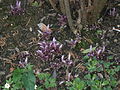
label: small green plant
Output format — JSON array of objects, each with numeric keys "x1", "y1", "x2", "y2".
[
  {"x1": 85, "y1": 58, "x2": 99, "y2": 72},
  {"x1": 2, "y1": 64, "x2": 36, "y2": 90},
  {"x1": 37, "y1": 73, "x2": 57, "y2": 89},
  {"x1": 22, "y1": 64, "x2": 36, "y2": 90},
  {"x1": 65, "y1": 46, "x2": 119, "y2": 90},
  {"x1": 2, "y1": 78, "x2": 12, "y2": 90},
  {"x1": 81, "y1": 53, "x2": 119, "y2": 90},
  {"x1": 84, "y1": 73, "x2": 115, "y2": 90},
  {"x1": 66, "y1": 78, "x2": 85, "y2": 90},
  {"x1": 66, "y1": 57, "x2": 119, "y2": 90}
]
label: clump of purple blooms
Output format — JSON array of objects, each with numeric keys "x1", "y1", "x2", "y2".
[
  {"x1": 36, "y1": 38, "x2": 63, "y2": 61},
  {"x1": 37, "y1": 24, "x2": 52, "y2": 40},
  {"x1": 88, "y1": 45, "x2": 105, "y2": 60},
  {"x1": 36, "y1": 37, "x2": 74, "y2": 72},
  {"x1": 10, "y1": 0, "x2": 24, "y2": 15},
  {"x1": 61, "y1": 53, "x2": 73, "y2": 66},
  {"x1": 57, "y1": 14, "x2": 67, "y2": 27}
]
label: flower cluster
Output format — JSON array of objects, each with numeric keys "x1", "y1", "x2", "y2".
[
  {"x1": 88, "y1": 46, "x2": 105, "y2": 60},
  {"x1": 57, "y1": 14, "x2": 67, "y2": 26},
  {"x1": 36, "y1": 38, "x2": 62, "y2": 61},
  {"x1": 61, "y1": 53, "x2": 73, "y2": 66},
  {"x1": 37, "y1": 23, "x2": 52, "y2": 40},
  {"x1": 10, "y1": 0, "x2": 24, "y2": 15}
]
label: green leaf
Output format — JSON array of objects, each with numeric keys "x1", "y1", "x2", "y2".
[
  {"x1": 22, "y1": 70, "x2": 36, "y2": 90},
  {"x1": 102, "y1": 80, "x2": 109, "y2": 86},
  {"x1": 37, "y1": 73, "x2": 50, "y2": 80},
  {"x1": 82, "y1": 47, "x2": 96, "y2": 54},
  {"x1": 109, "y1": 80, "x2": 117, "y2": 87},
  {"x1": 91, "y1": 86, "x2": 100, "y2": 90},
  {"x1": 32, "y1": 1, "x2": 39, "y2": 7},
  {"x1": 103, "y1": 62, "x2": 112, "y2": 68},
  {"x1": 12, "y1": 68, "x2": 23, "y2": 83},
  {"x1": 115, "y1": 66, "x2": 120, "y2": 72},
  {"x1": 69, "y1": 87, "x2": 76, "y2": 90},
  {"x1": 44, "y1": 78, "x2": 56, "y2": 88},
  {"x1": 96, "y1": 30, "x2": 103, "y2": 34},
  {"x1": 72, "y1": 78, "x2": 85, "y2": 90},
  {"x1": 107, "y1": 56, "x2": 114, "y2": 60},
  {"x1": 92, "y1": 74, "x2": 97, "y2": 80},
  {"x1": 66, "y1": 81, "x2": 73, "y2": 86},
  {"x1": 82, "y1": 55, "x2": 89, "y2": 60},
  {"x1": 103, "y1": 86, "x2": 112, "y2": 90},
  {"x1": 84, "y1": 74, "x2": 91, "y2": 80},
  {"x1": 37, "y1": 87, "x2": 44, "y2": 90}
]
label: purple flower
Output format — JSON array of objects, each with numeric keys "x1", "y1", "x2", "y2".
[
  {"x1": 57, "y1": 14, "x2": 67, "y2": 26},
  {"x1": 61, "y1": 53, "x2": 73, "y2": 66},
  {"x1": 109, "y1": 8, "x2": 116, "y2": 16},
  {"x1": 87, "y1": 46, "x2": 106, "y2": 60},
  {"x1": 18, "y1": 51, "x2": 29, "y2": 60},
  {"x1": 36, "y1": 38, "x2": 63, "y2": 61},
  {"x1": 38, "y1": 30, "x2": 51, "y2": 40},
  {"x1": 18, "y1": 51, "x2": 29, "y2": 67},
  {"x1": 10, "y1": 0, "x2": 24, "y2": 15}
]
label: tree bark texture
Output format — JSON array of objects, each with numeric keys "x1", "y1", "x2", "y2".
[{"x1": 49, "y1": 0, "x2": 107, "y2": 31}]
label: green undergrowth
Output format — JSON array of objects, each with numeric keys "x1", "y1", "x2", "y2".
[{"x1": 1, "y1": 54, "x2": 119, "y2": 90}]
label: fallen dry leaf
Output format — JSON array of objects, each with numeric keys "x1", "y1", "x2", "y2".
[
  {"x1": 38, "y1": 23, "x2": 52, "y2": 32},
  {"x1": 10, "y1": 67, "x2": 15, "y2": 72}
]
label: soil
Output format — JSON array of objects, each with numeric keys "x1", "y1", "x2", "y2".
[{"x1": 0, "y1": 0, "x2": 120, "y2": 88}]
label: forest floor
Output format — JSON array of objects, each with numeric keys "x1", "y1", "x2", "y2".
[{"x1": 0, "y1": 0, "x2": 120, "y2": 89}]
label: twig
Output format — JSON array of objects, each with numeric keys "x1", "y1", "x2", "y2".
[
  {"x1": 112, "y1": 27, "x2": 120, "y2": 32},
  {"x1": 25, "y1": 17, "x2": 31, "y2": 26},
  {"x1": 0, "y1": 56, "x2": 12, "y2": 62}
]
